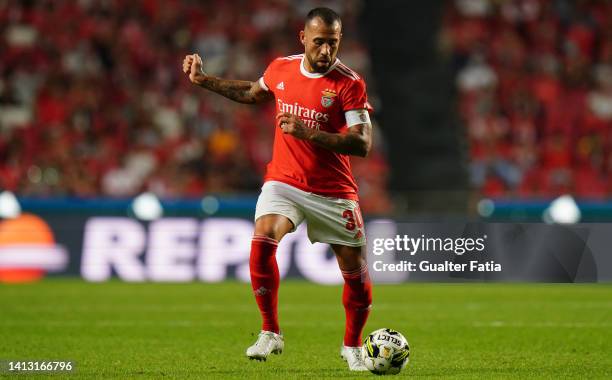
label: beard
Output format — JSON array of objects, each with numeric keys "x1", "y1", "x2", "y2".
[{"x1": 307, "y1": 55, "x2": 332, "y2": 73}]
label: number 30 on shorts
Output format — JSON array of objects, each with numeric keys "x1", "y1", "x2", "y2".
[{"x1": 342, "y1": 206, "x2": 364, "y2": 231}]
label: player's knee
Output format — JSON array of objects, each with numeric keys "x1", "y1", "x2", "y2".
[
  {"x1": 254, "y1": 215, "x2": 292, "y2": 241},
  {"x1": 256, "y1": 229, "x2": 281, "y2": 241},
  {"x1": 333, "y1": 245, "x2": 365, "y2": 269}
]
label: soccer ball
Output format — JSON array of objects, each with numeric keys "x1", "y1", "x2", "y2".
[{"x1": 362, "y1": 328, "x2": 410, "y2": 375}]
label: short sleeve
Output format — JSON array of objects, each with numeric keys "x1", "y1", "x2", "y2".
[
  {"x1": 259, "y1": 59, "x2": 277, "y2": 93},
  {"x1": 340, "y1": 79, "x2": 374, "y2": 113}
]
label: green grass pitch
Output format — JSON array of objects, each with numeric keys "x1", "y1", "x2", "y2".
[{"x1": 1, "y1": 280, "x2": 611, "y2": 379}]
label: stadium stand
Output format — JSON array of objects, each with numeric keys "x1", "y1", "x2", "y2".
[
  {"x1": 441, "y1": 0, "x2": 612, "y2": 199},
  {"x1": 0, "y1": 0, "x2": 392, "y2": 214}
]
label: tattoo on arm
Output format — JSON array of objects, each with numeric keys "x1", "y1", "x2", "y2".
[
  {"x1": 308, "y1": 124, "x2": 372, "y2": 157},
  {"x1": 197, "y1": 77, "x2": 272, "y2": 104}
]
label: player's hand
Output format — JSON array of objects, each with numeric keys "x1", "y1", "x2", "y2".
[
  {"x1": 182, "y1": 53, "x2": 207, "y2": 85},
  {"x1": 276, "y1": 112, "x2": 314, "y2": 140}
]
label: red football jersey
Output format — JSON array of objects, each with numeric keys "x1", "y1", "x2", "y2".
[{"x1": 259, "y1": 54, "x2": 373, "y2": 200}]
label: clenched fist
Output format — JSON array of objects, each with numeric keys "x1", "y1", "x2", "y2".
[
  {"x1": 276, "y1": 112, "x2": 314, "y2": 140},
  {"x1": 182, "y1": 53, "x2": 207, "y2": 85}
]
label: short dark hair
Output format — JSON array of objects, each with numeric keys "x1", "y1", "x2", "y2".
[{"x1": 306, "y1": 7, "x2": 341, "y2": 27}]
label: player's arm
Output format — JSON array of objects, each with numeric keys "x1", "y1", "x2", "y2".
[
  {"x1": 276, "y1": 110, "x2": 372, "y2": 157},
  {"x1": 182, "y1": 54, "x2": 273, "y2": 104}
]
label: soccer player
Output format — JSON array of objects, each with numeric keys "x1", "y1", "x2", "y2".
[{"x1": 182, "y1": 7, "x2": 373, "y2": 371}]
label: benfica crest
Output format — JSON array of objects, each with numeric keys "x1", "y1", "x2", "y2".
[{"x1": 321, "y1": 89, "x2": 337, "y2": 108}]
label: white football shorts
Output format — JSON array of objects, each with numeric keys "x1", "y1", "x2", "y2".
[{"x1": 254, "y1": 181, "x2": 366, "y2": 247}]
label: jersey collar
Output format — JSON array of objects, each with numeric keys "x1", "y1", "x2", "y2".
[{"x1": 300, "y1": 55, "x2": 340, "y2": 78}]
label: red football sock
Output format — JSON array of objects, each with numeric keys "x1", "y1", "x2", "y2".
[
  {"x1": 341, "y1": 263, "x2": 372, "y2": 347},
  {"x1": 250, "y1": 235, "x2": 280, "y2": 334}
]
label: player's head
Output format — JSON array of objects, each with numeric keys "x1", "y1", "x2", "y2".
[{"x1": 300, "y1": 7, "x2": 342, "y2": 73}]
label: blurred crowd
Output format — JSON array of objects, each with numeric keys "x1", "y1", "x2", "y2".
[
  {"x1": 0, "y1": 0, "x2": 392, "y2": 214},
  {"x1": 442, "y1": 0, "x2": 612, "y2": 199}
]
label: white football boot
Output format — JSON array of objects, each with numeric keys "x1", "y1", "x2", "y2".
[
  {"x1": 340, "y1": 345, "x2": 368, "y2": 371},
  {"x1": 246, "y1": 331, "x2": 284, "y2": 361}
]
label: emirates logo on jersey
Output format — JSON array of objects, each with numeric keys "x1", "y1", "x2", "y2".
[
  {"x1": 321, "y1": 89, "x2": 337, "y2": 108},
  {"x1": 277, "y1": 99, "x2": 330, "y2": 130}
]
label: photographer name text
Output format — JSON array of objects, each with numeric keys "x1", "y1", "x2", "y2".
[{"x1": 371, "y1": 235, "x2": 502, "y2": 273}]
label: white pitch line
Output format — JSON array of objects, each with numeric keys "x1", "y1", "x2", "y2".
[
  {"x1": 472, "y1": 321, "x2": 612, "y2": 328},
  {"x1": 0, "y1": 319, "x2": 235, "y2": 327}
]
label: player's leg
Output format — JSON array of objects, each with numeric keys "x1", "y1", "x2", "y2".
[
  {"x1": 251, "y1": 214, "x2": 294, "y2": 333},
  {"x1": 333, "y1": 243, "x2": 372, "y2": 348},
  {"x1": 298, "y1": 193, "x2": 371, "y2": 349},
  {"x1": 254, "y1": 214, "x2": 295, "y2": 240},
  {"x1": 247, "y1": 182, "x2": 305, "y2": 360},
  {"x1": 295, "y1": 187, "x2": 370, "y2": 370},
  {"x1": 246, "y1": 215, "x2": 294, "y2": 361},
  {"x1": 332, "y1": 243, "x2": 372, "y2": 371}
]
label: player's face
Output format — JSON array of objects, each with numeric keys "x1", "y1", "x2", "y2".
[{"x1": 300, "y1": 18, "x2": 342, "y2": 73}]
